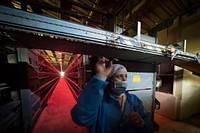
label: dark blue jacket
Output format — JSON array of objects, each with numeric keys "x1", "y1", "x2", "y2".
[{"x1": 71, "y1": 76, "x2": 153, "y2": 133}]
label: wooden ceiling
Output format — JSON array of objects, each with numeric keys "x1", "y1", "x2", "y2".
[{"x1": 8, "y1": 0, "x2": 200, "y2": 34}]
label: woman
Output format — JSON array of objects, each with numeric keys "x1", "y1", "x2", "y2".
[{"x1": 71, "y1": 57, "x2": 153, "y2": 133}]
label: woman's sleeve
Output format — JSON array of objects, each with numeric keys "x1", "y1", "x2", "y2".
[{"x1": 70, "y1": 76, "x2": 108, "y2": 126}]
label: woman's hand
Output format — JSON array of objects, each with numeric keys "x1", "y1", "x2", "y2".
[
  {"x1": 95, "y1": 57, "x2": 112, "y2": 81},
  {"x1": 125, "y1": 112, "x2": 145, "y2": 128}
]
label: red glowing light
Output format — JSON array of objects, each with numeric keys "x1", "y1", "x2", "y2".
[{"x1": 60, "y1": 71, "x2": 64, "y2": 77}]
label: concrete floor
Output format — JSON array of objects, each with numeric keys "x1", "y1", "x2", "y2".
[
  {"x1": 32, "y1": 78, "x2": 200, "y2": 133},
  {"x1": 154, "y1": 113, "x2": 200, "y2": 133},
  {"x1": 31, "y1": 78, "x2": 88, "y2": 133}
]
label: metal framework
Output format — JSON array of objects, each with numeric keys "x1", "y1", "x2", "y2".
[{"x1": 0, "y1": 6, "x2": 199, "y2": 74}]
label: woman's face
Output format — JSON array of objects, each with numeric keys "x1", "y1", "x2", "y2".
[{"x1": 111, "y1": 68, "x2": 127, "y2": 82}]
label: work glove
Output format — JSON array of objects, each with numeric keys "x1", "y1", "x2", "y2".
[{"x1": 125, "y1": 112, "x2": 145, "y2": 128}]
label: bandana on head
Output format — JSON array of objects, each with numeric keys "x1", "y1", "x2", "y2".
[{"x1": 108, "y1": 64, "x2": 127, "y2": 79}]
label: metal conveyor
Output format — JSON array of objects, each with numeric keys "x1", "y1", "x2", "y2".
[{"x1": 0, "y1": 6, "x2": 199, "y2": 75}]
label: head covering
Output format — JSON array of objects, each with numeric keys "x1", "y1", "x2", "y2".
[{"x1": 108, "y1": 64, "x2": 127, "y2": 79}]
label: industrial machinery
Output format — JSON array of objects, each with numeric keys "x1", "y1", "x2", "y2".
[
  {"x1": 0, "y1": 6, "x2": 199, "y2": 68},
  {"x1": 0, "y1": 5, "x2": 200, "y2": 133}
]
